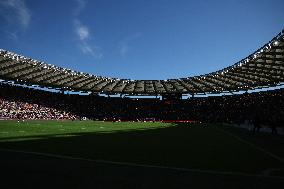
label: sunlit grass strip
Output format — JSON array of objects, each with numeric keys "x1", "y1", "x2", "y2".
[{"x1": 0, "y1": 120, "x2": 172, "y2": 142}]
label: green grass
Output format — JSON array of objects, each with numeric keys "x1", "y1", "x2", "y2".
[
  {"x1": 0, "y1": 120, "x2": 171, "y2": 141},
  {"x1": 0, "y1": 120, "x2": 284, "y2": 176}
]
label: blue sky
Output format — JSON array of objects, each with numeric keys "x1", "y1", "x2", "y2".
[{"x1": 0, "y1": 0, "x2": 283, "y2": 80}]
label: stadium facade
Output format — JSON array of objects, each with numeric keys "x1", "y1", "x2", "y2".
[
  {"x1": 0, "y1": 30, "x2": 283, "y2": 96},
  {"x1": 0, "y1": 30, "x2": 284, "y2": 96}
]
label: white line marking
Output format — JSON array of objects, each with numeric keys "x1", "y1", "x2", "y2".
[
  {"x1": 216, "y1": 127, "x2": 284, "y2": 163},
  {"x1": 0, "y1": 148, "x2": 283, "y2": 179}
]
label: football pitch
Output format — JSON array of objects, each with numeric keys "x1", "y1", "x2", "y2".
[{"x1": 0, "y1": 120, "x2": 284, "y2": 188}]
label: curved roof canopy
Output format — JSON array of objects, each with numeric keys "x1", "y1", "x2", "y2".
[{"x1": 1, "y1": 30, "x2": 284, "y2": 95}]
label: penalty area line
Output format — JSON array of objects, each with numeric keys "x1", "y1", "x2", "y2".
[
  {"x1": 215, "y1": 127, "x2": 284, "y2": 163},
  {"x1": 0, "y1": 148, "x2": 284, "y2": 179}
]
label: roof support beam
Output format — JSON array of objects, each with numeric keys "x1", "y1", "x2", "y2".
[
  {"x1": 173, "y1": 79, "x2": 196, "y2": 94},
  {"x1": 151, "y1": 80, "x2": 158, "y2": 95},
  {"x1": 68, "y1": 76, "x2": 91, "y2": 88},
  {"x1": 168, "y1": 80, "x2": 188, "y2": 93},
  {"x1": 225, "y1": 72, "x2": 261, "y2": 87},
  {"x1": 2, "y1": 64, "x2": 35, "y2": 78},
  {"x1": 203, "y1": 76, "x2": 234, "y2": 91},
  {"x1": 263, "y1": 51, "x2": 284, "y2": 56},
  {"x1": 54, "y1": 75, "x2": 83, "y2": 86},
  {"x1": 160, "y1": 81, "x2": 172, "y2": 93},
  {"x1": 243, "y1": 63, "x2": 284, "y2": 72},
  {"x1": 82, "y1": 79, "x2": 102, "y2": 91},
  {"x1": 133, "y1": 80, "x2": 139, "y2": 93},
  {"x1": 35, "y1": 71, "x2": 61, "y2": 83},
  {"x1": 153, "y1": 81, "x2": 167, "y2": 94},
  {"x1": 182, "y1": 79, "x2": 205, "y2": 94},
  {"x1": 0, "y1": 60, "x2": 18, "y2": 70},
  {"x1": 207, "y1": 75, "x2": 242, "y2": 88},
  {"x1": 220, "y1": 74, "x2": 253, "y2": 90},
  {"x1": 20, "y1": 68, "x2": 52, "y2": 81},
  {"x1": 44, "y1": 74, "x2": 71, "y2": 86},
  {"x1": 89, "y1": 80, "x2": 107, "y2": 91},
  {"x1": 168, "y1": 80, "x2": 186, "y2": 93},
  {"x1": 191, "y1": 77, "x2": 217, "y2": 92},
  {"x1": 239, "y1": 65, "x2": 284, "y2": 76},
  {"x1": 75, "y1": 78, "x2": 96, "y2": 90},
  {"x1": 100, "y1": 80, "x2": 120, "y2": 93},
  {"x1": 258, "y1": 56, "x2": 284, "y2": 62},
  {"x1": 122, "y1": 81, "x2": 136, "y2": 94},
  {"x1": 111, "y1": 80, "x2": 128, "y2": 93},
  {"x1": 143, "y1": 80, "x2": 147, "y2": 94},
  {"x1": 235, "y1": 69, "x2": 282, "y2": 83}
]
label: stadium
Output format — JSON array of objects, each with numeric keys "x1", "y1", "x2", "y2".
[{"x1": 1, "y1": 1, "x2": 284, "y2": 188}]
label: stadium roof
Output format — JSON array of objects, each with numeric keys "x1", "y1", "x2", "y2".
[{"x1": 1, "y1": 30, "x2": 284, "y2": 95}]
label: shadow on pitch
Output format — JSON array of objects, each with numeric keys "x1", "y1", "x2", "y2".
[{"x1": 0, "y1": 122, "x2": 284, "y2": 177}]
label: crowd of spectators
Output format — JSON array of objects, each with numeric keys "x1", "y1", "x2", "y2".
[
  {"x1": 0, "y1": 82, "x2": 283, "y2": 128},
  {"x1": 184, "y1": 91, "x2": 284, "y2": 127},
  {"x1": 0, "y1": 83, "x2": 78, "y2": 120}
]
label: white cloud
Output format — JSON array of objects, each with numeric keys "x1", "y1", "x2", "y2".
[
  {"x1": 7, "y1": 31, "x2": 18, "y2": 40},
  {"x1": 0, "y1": 0, "x2": 31, "y2": 29},
  {"x1": 73, "y1": 0, "x2": 102, "y2": 58},
  {"x1": 119, "y1": 43, "x2": 129, "y2": 56},
  {"x1": 74, "y1": 0, "x2": 86, "y2": 16},
  {"x1": 77, "y1": 25, "x2": 89, "y2": 40},
  {"x1": 79, "y1": 41, "x2": 103, "y2": 59},
  {"x1": 119, "y1": 32, "x2": 142, "y2": 56},
  {"x1": 74, "y1": 19, "x2": 102, "y2": 58}
]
